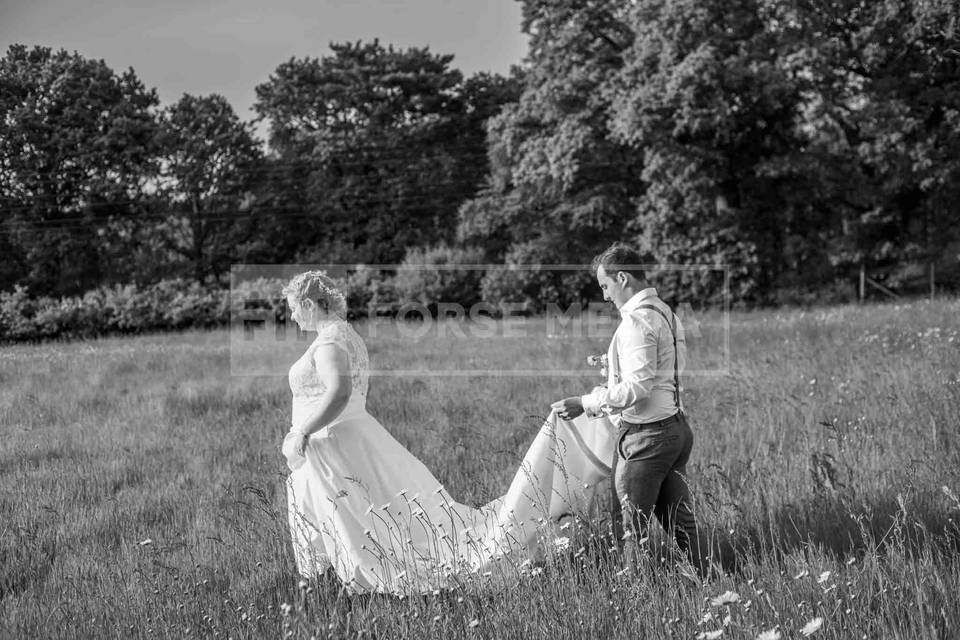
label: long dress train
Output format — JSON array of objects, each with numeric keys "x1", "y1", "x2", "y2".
[{"x1": 285, "y1": 320, "x2": 615, "y2": 594}]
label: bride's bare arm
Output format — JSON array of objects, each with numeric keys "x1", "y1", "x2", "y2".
[{"x1": 297, "y1": 343, "x2": 353, "y2": 437}]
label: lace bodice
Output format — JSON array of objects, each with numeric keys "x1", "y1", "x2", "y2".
[{"x1": 288, "y1": 320, "x2": 370, "y2": 403}]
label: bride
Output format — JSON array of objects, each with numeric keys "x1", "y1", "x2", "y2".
[{"x1": 280, "y1": 270, "x2": 615, "y2": 594}]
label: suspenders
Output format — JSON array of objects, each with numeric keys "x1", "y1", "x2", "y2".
[{"x1": 636, "y1": 302, "x2": 682, "y2": 414}]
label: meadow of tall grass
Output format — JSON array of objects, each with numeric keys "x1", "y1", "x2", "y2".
[{"x1": 2, "y1": 299, "x2": 960, "y2": 639}]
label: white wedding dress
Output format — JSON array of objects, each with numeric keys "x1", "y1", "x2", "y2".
[{"x1": 285, "y1": 320, "x2": 615, "y2": 594}]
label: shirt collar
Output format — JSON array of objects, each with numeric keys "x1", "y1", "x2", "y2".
[{"x1": 620, "y1": 288, "x2": 658, "y2": 316}]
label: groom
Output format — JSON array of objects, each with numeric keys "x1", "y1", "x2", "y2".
[{"x1": 553, "y1": 243, "x2": 706, "y2": 576}]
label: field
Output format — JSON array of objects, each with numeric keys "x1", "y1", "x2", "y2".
[{"x1": 2, "y1": 299, "x2": 960, "y2": 639}]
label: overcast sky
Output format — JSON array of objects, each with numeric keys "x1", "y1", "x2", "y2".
[{"x1": 0, "y1": 0, "x2": 529, "y2": 123}]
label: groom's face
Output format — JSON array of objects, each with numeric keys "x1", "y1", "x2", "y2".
[{"x1": 596, "y1": 266, "x2": 628, "y2": 309}]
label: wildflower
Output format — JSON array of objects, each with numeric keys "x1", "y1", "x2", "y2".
[
  {"x1": 530, "y1": 567, "x2": 544, "y2": 576},
  {"x1": 468, "y1": 619, "x2": 480, "y2": 628},
  {"x1": 553, "y1": 536, "x2": 571, "y2": 551},
  {"x1": 710, "y1": 591, "x2": 740, "y2": 606},
  {"x1": 817, "y1": 571, "x2": 831, "y2": 584},
  {"x1": 397, "y1": 488, "x2": 408, "y2": 497},
  {"x1": 138, "y1": 539, "x2": 153, "y2": 546},
  {"x1": 756, "y1": 629, "x2": 781, "y2": 640},
  {"x1": 793, "y1": 569, "x2": 809, "y2": 579},
  {"x1": 280, "y1": 603, "x2": 293, "y2": 616},
  {"x1": 696, "y1": 631, "x2": 723, "y2": 640},
  {"x1": 298, "y1": 579, "x2": 308, "y2": 590},
  {"x1": 800, "y1": 617, "x2": 823, "y2": 636},
  {"x1": 433, "y1": 486, "x2": 444, "y2": 495}
]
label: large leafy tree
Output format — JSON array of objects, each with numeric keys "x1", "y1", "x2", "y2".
[
  {"x1": 457, "y1": 0, "x2": 642, "y2": 307},
  {"x1": 155, "y1": 94, "x2": 264, "y2": 282},
  {"x1": 464, "y1": 0, "x2": 958, "y2": 306},
  {"x1": 0, "y1": 44, "x2": 160, "y2": 295},
  {"x1": 253, "y1": 40, "x2": 519, "y2": 265},
  {"x1": 608, "y1": 0, "x2": 960, "y2": 301},
  {"x1": 606, "y1": 0, "x2": 807, "y2": 302},
  {"x1": 793, "y1": 0, "x2": 960, "y2": 286}
]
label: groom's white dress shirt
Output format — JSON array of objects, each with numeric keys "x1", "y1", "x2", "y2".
[{"x1": 581, "y1": 288, "x2": 685, "y2": 428}]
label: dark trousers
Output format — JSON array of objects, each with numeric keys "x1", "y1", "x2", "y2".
[{"x1": 610, "y1": 412, "x2": 706, "y2": 575}]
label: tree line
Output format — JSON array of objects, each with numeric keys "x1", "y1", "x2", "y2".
[{"x1": 2, "y1": 0, "x2": 959, "y2": 309}]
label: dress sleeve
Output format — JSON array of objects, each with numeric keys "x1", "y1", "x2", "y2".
[{"x1": 311, "y1": 323, "x2": 352, "y2": 378}]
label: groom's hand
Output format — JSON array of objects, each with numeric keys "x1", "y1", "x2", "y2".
[{"x1": 552, "y1": 397, "x2": 584, "y2": 421}]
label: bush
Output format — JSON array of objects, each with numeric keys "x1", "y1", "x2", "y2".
[
  {"x1": 339, "y1": 266, "x2": 399, "y2": 318},
  {"x1": 0, "y1": 286, "x2": 42, "y2": 340},
  {"x1": 0, "y1": 280, "x2": 231, "y2": 343},
  {"x1": 479, "y1": 240, "x2": 594, "y2": 314},
  {"x1": 32, "y1": 296, "x2": 103, "y2": 338},
  {"x1": 229, "y1": 276, "x2": 288, "y2": 317},
  {"x1": 164, "y1": 281, "x2": 231, "y2": 329},
  {"x1": 394, "y1": 245, "x2": 485, "y2": 315}
]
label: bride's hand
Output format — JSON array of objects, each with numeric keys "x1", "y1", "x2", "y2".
[
  {"x1": 282, "y1": 430, "x2": 310, "y2": 470},
  {"x1": 295, "y1": 432, "x2": 309, "y2": 457}
]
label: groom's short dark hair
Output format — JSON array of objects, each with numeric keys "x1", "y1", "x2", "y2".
[{"x1": 591, "y1": 243, "x2": 651, "y2": 281}]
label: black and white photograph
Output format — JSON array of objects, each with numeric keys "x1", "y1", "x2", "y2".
[{"x1": 2, "y1": 1, "x2": 959, "y2": 638}]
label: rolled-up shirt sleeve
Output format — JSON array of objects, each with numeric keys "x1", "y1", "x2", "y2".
[{"x1": 580, "y1": 317, "x2": 657, "y2": 416}]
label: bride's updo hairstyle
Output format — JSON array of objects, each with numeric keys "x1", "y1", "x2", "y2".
[{"x1": 281, "y1": 270, "x2": 348, "y2": 319}]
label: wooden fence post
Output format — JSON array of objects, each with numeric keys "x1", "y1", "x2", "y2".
[
  {"x1": 859, "y1": 264, "x2": 865, "y2": 304},
  {"x1": 930, "y1": 262, "x2": 936, "y2": 300}
]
